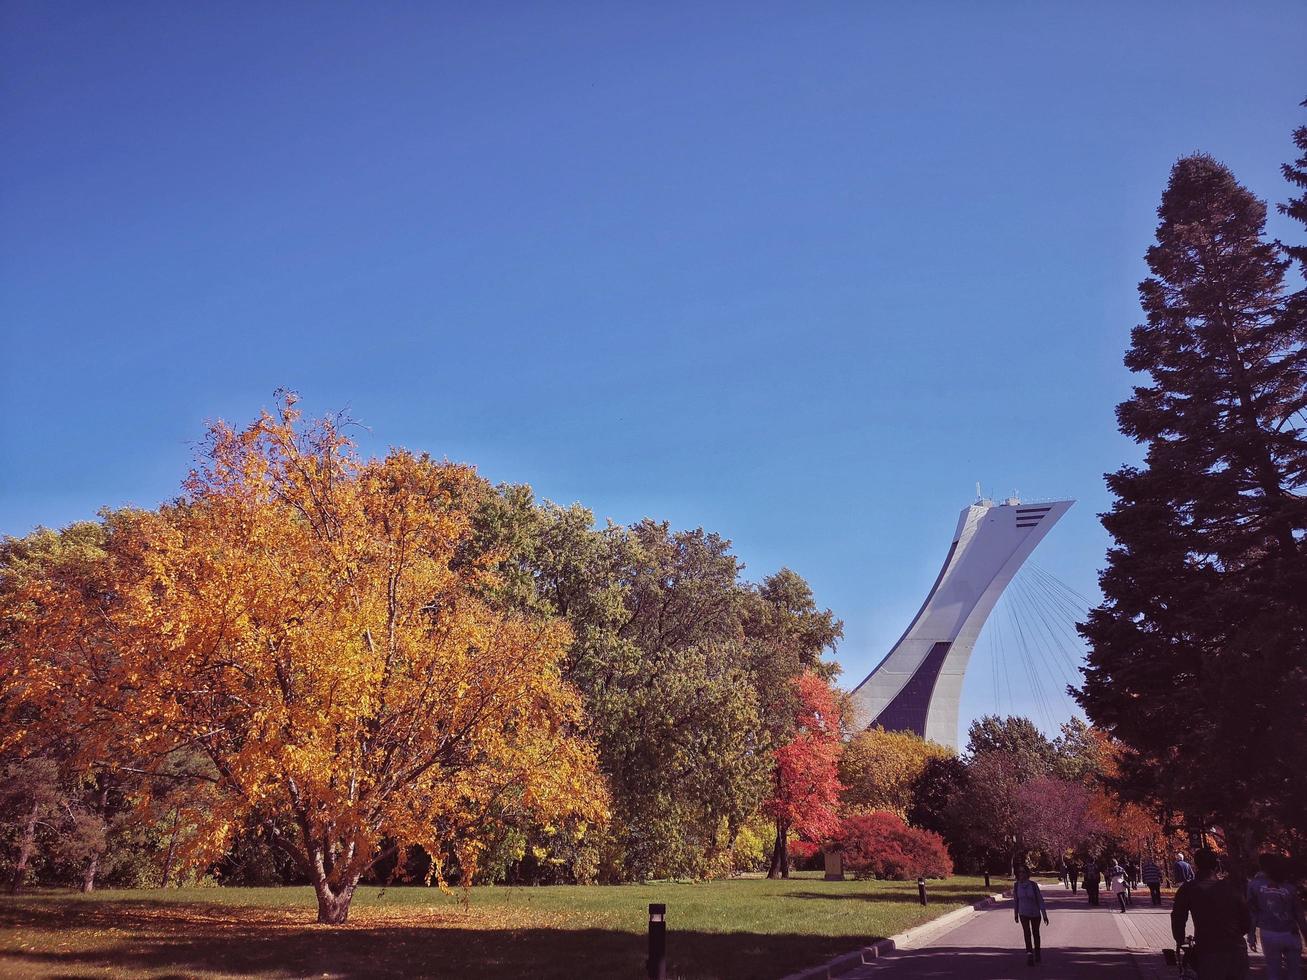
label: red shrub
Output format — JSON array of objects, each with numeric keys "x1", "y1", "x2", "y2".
[
  {"x1": 833, "y1": 811, "x2": 953, "y2": 880},
  {"x1": 788, "y1": 839, "x2": 822, "y2": 862}
]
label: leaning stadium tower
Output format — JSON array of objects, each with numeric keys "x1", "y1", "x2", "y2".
[{"x1": 848, "y1": 495, "x2": 1074, "y2": 750}]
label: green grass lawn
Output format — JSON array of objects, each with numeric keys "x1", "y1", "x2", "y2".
[{"x1": 0, "y1": 872, "x2": 994, "y2": 979}]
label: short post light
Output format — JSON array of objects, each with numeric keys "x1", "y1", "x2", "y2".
[
  {"x1": 984, "y1": 870, "x2": 991, "y2": 890},
  {"x1": 647, "y1": 903, "x2": 667, "y2": 980},
  {"x1": 917, "y1": 876, "x2": 928, "y2": 906}
]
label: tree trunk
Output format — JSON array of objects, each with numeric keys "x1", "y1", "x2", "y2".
[
  {"x1": 82, "y1": 782, "x2": 109, "y2": 893},
  {"x1": 80, "y1": 851, "x2": 100, "y2": 893},
  {"x1": 159, "y1": 808, "x2": 181, "y2": 888},
  {"x1": 767, "y1": 821, "x2": 790, "y2": 880},
  {"x1": 9, "y1": 799, "x2": 40, "y2": 895},
  {"x1": 313, "y1": 876, "x2": 359, "y2": 924}
]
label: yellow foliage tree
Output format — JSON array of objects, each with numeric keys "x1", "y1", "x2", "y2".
[
  {"x1": 838, "y1": 726, "x2": 953, "y2": 820},
  {"x1": 1, "y1": 395, "x2": 607, "y2": 922}
]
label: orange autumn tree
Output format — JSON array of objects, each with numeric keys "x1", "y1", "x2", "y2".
[
  {"x1": 5, "y1": 396, "x2": 606, "y2": 922},
  {"x1": 1084, "y1": 727, "x2": 1169, "y2": 858}
]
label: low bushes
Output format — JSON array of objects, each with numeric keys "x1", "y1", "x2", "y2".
[{"x1": 833, "y1": 811, "x2": 952, "y2": 880}]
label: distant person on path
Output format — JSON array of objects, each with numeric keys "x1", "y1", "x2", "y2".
[
  {"x1": 1142, "y1": 856, "x2": 1164, "y2": 907},
  {"x1": 1247, "y1": 853, "x2": 1306, "y2": 980},
  {"x1": 1014, "y1": 865, "x2": 1050, "y2": 967},
  {"x1": 1085, "y1": 858, "x2": 1102, "y2": 906},
  {"x1": 1108, "y1": 858, "x2": 1130, "y2": 913},
  {"x1": 1128, "y1": 859, "x2": 1141, "y2": 890},
  {"x1": 1172, "y1": 848, "x2": 1251, "y2": 980},
  {"x1": 1176, "y1": 852, "x2": 1197, "y2": 885},
  {"x1": 1068, "y1": 858, "x2": 1081, "y2": 894}
]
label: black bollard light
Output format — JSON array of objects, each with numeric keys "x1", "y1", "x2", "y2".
[
  {"x1": 984, "y1": 871, "x2": 991, "y2": 890},
  {"x1": 647, "y1": 903, "x2": 667, "y2": 980},
  {"x1": 917, "y1": 877, "x2": 928, "y2": 906}
]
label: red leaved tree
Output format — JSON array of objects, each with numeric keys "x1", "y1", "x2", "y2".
[
  {"x1": 1012, "y1": 777, "x2": 1103, "y2": 862},
  {"x1": 834, "y1": 811, "x2": 953, "y2": 880},
  {"x1": 765, "y1": 672, "x2": 844, "y2": 878}
]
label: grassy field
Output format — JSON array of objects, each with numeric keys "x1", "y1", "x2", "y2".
[{"x1": 0, "y1": 872, "x2": 994, "y2": 979}]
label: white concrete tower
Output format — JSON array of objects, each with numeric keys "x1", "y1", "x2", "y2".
[{"x1": 848, "y1": 497, "x2": 1073, "y2": 750}]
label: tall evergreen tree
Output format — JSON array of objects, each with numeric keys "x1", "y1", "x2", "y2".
[
  {"x1": 1279, "y1": 98, "x2": 1307, "y2": 273},
  {"x1": 1077, "y1": 154, "x2": 1307, "y2": 865}
]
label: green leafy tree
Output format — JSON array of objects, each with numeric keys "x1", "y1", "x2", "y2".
[
  {"x1": 964, "y1": 716, "x2": 1055, "y2": 777},
  {"x1": 475, "y1": 497, "x2": 774, "y2": 879},
  {"x1": 1051, "y1": 717, "x2": 1108, "y2": 784},
  {"x1": 840, "y1": 727, "x2": 953, "y2": 819},
  {"x1": 1077, "y1": 153, "x2": 1307, "y2": 865},
  {"x1": 473, "y1": 490, "x2": 843, "y2": 881}
]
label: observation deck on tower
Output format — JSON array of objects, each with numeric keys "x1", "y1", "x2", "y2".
[{"x1": 848, "y1": 495, "x2": 1074, "y2": 750}]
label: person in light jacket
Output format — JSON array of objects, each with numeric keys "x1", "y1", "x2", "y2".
[
  {"x1": 1014, "y1": 865, "x2": 1051, "y2": 967},
  {"x1": 1108, "y1": 858, "x2": 1131, "y2": 913}
]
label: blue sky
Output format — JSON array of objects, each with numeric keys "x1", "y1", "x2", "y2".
[{"x1": 3, "y1": 2, "x2": 1305, "y2": 740}]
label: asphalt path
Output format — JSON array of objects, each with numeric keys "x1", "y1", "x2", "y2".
[{"x1": 838, "y1": 880, "x2": 1267, "y2": 980}]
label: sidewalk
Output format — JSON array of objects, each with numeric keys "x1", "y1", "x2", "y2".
[{"x1": 823, "y1": 880, "x2": 1265, "y2": 980}]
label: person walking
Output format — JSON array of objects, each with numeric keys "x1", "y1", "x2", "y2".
[
  {"x1": 1142, "y1": 856, "x2": 1164, "y2": 907},
  {"x1": 1085, "y1": 858, "x2": 1101, "y2": 907},
  {"x1": 1014, "y1": 865, "x2": 1050, "y2": 967},
  {"x1": 1176, "y1": 851, "x2": 1196, "y2": 886},
  {"x1": 1172, "y1": 848, "x2": 1251, "y2": 980},
  {"x1": 1108, "y1": 858, "x2": 1130, "y2": 913},
  {"x1": 1127, "y1": 859, "x2": 1141, "y2": 891},
  {"x1": 1068, "y1": 858, "x2": 1081, "y2": 894},
  {"x1": 1247, "y1": 853, "x2": 1306, "y2": 980}
]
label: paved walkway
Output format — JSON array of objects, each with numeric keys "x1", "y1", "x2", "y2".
[{"x1": 837, "y1": 881, "x2": 1266, "y2": 980}]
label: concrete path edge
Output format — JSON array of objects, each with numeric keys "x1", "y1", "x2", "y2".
[{"x1": 778, "y1": 890, "x2": 1011, "y2": 980}]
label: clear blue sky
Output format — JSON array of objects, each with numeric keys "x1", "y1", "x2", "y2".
[{"x1": 3, "y1": 2, "x2": 1304, "y2": 740}]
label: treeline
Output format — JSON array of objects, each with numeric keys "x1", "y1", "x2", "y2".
[
  {"x1": 837, "y1": 716, "x2": 1171, "y2": 876},
  {"x1": 0, "y1": 398, "x2": 844, "y2": 921},
  {"x1": 0, "y1": 394, "x2": 1159, "y2": 922}
]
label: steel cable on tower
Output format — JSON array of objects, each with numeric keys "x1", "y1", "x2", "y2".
[
  {"x1": 1011, "y1": 571, "x2": 1088, "y2": 691},
  {"x1": 1008, "y1": 574, "x2": 1081, "y2": 695},
  {"x1": 1006, "y1": 588, "x2": 1058, "y2": 732}
]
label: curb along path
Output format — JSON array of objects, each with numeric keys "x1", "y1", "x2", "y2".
[{"x1": 778, "y1": 889, "x2": 1011, "y2": 980}]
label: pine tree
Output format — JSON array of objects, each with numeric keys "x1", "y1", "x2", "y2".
[
  {"x1": 1279, "y1": 98, "x2": 1307, "y2": 273},
  {"x1": 1077, "y1": 154, "x2": 1307, "y2": 865}
]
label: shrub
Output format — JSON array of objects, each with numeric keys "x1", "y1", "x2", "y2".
[
  {"x1": 833, "y1": 811, "x2": 953, "y2": 880},
  {"x1": 731, "y1": 816, "x2": 773, "y2": 875}
]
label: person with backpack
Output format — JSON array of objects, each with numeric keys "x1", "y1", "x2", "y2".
[
  {"x1": 1172, "y1": 848, "x2": 1251, "y2": 980},
  {"x1": 1247, "y1": 853, "x2": 1306, "y2": 980},
  {"x1": 1013, "y1": 865, "x2": 1050, "y2": 967},
  {"x1": 1142, "y1": 856, "x2": 1164, "y2": 907}
]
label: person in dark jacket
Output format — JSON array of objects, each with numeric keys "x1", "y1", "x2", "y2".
[
  {"x1": 1172, "y1": 849, "x2": 1251, "y2": 980},
  {"x1": 1142, "y1": 856, "x2": 1164, "y2": 907},
  {"x1": 1084, "y1": 858, "x2": 1102, "y2": 907},
  {"x1": 1068, "y1": 858, "x2": 1081, "y2": 894},
  {"x1": 1175, "y1": 852, "x2": 1196, "y2": 885}
]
